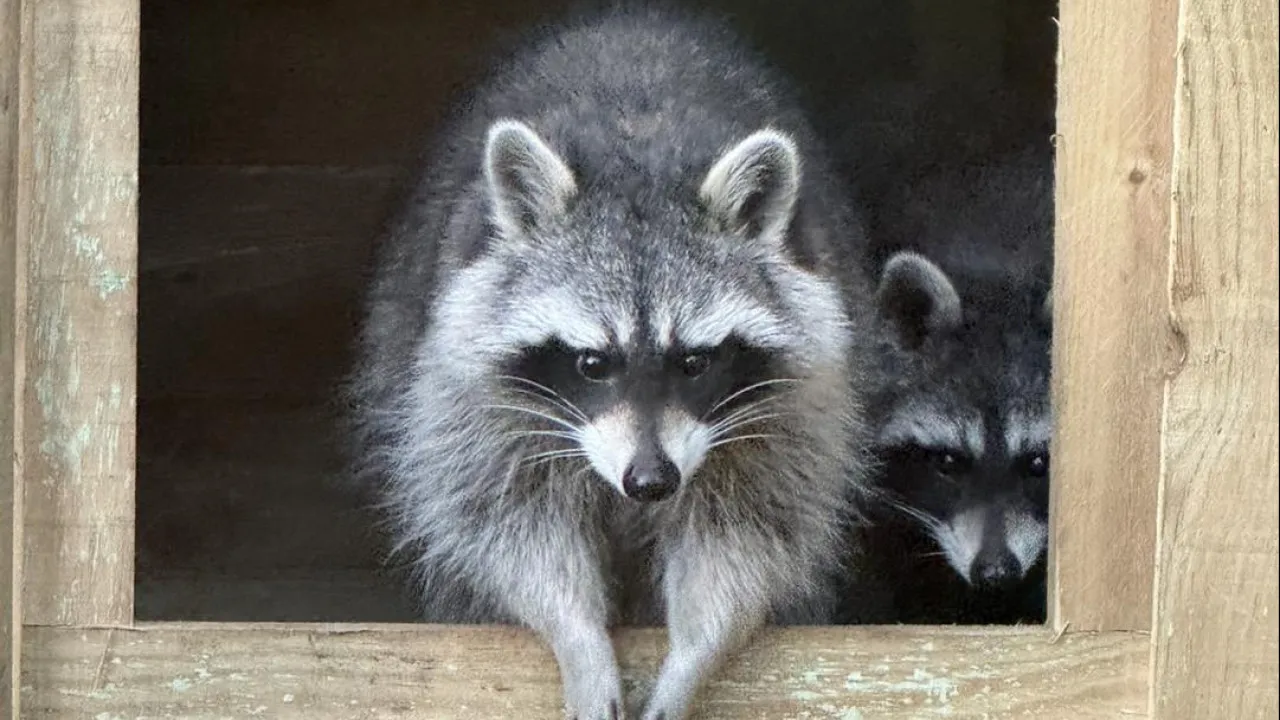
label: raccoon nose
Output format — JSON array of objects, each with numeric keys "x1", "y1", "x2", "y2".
[
  {"x1": 621, "y1": 456, "x2": 681, "y2": 502},
  {"x1": 970, "y1": 550, "x2": 1021, "y2": 590}
]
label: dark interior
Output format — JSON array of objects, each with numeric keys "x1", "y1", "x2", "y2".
[{"x1": 135, "y1": 0, "x2": 1057, "y2": 622}]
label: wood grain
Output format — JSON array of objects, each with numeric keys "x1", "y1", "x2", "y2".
[
  {"x1": 1151, "y1": 0, "x2": 1280, "y2": 716},
  {"x1": 0, "y1": 0, "x2": 29, "y2": 714},
  {"x1": 21, "y1": 0, "x2": 138, "y2": 626},
  {"x1": 1050, "y1": 0, "x2": 1181, "y2": 632},
  {"x1": 20, "y1": 623, "x2": 1149, "y2": 718}
]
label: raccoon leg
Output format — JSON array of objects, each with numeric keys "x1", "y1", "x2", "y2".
[
  {"x1": 481, "y1": 519, "x2": 624, "y2": 720},
  {"x1": 640, "y1": 534, "x2": 772, "y2": 720}
]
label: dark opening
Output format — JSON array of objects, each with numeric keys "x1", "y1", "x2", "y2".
[{"x1": 136, "y1": 0, "x2": 1058, "y2": 623}]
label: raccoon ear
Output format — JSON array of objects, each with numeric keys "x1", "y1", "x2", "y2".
[
  {"x1": 1040, "y1": 288, "x2": 1054, "y2": 324},
  {"x1": 483, "y1": 119, "x2": 578, "y2": 241},
  {"x1": 699, "y1": 129, "x2": 801, "y2": 247},
  {"x1": 876, "y1": 251, "x2": 963, "y2": 349}
]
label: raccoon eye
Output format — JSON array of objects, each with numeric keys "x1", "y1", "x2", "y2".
[
  {"x1": 1023, "y1": 452, "x2": 1050, "y2": 478},
  {"x1": 680, "y1": 351, "x2": 713, "y2": 378},
  {"x1": 575, "y1": 351, "x2": 614, "y2": 382},
  {"x1": 929, "y1": 449, "x2": 972, "y2": 475}
]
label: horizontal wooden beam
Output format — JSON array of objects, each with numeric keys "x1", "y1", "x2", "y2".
[{"x1": 21, "y1": 623, "x2": 1149, "y2": 718}]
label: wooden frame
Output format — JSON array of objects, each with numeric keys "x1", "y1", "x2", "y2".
[{"x1": 3, "y1": 0, "x2": 1277, "y2": 716}]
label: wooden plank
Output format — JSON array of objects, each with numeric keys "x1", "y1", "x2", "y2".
[
  {"x1": 136, "y1": 166, "x2": 404, "y2": 403},
  {"x1": 0, "y1": 0, "x2": 29, "y2": 714},
  {"x1": 21, "y1": 0, "x2": 138, "y2": 626},
  {"x1": 1049, "y1": 0, "x2": 1181, "y2": 632},
  {"x1": 20, "y1": 624, "x2": 1149, "y2": 718},
  {"x1": 1150, "y1": 0, "x2": 1280, "y2": 716}
]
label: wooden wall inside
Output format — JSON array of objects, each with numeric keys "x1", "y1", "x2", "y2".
[{"x1": 138, "y1": 0, "x2": 918, "y2": 168}]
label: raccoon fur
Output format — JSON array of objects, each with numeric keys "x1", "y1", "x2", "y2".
[
  {"x1": 345, "y1": 5, "x2": 879, "y2": 717},
  {"x1": 843, "y1": 143, "x2": 1055, "y2": 625}
]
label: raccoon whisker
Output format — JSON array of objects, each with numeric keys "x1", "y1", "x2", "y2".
[
  {"x1": 708, "y1": 432, "x2": 783, "y2": 449},
  {"x1": 880, "y1": 498, "x2": 945, "y2": 533},
  {"x1": 478, "y1": 404, "x2": 581, "y2": 433},
  {"x1": 709, "y1": 411, "x2": 796, "y2": 439},
  {"x1": 503, "y1": 429, "x2": 580, "y2": 442},
  {"x1": 500, "y1": 385, "x2": 579, "y2": 413},
  {"x1": 702, "y1": 378, "x2": 801, "y2": 420},
  {"x1": 710, "y1": 412, "x2": 793, "y2": 437},
  {"x1": 520, "y1": 455, "x2": 588, "y2": 472},
  {"x1": 496, "y1": 376, "x2": 590, "y2": 423},
  {"x1": 520, "y1": 448, "x2": 590, "y2": 467},
  {"x1": 707, "y1": 395, "x2": 787, "y2": 427}
]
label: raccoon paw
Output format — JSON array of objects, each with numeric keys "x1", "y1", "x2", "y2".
[{"x1": 565, "y1": 695, "x2": 625, "y2": 720}]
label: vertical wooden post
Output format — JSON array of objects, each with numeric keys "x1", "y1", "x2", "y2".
[
  {"x1": 1050, "y1": 0, "x2": 1180, "y2": 632},
  {"x1": 1, "y1": 0, "x2": 28, "y2": 714},
  {"x1": 1150, "y1": 0, "x2": 1280, "y2": 716},
  {"x1": 20, "y1": 0, "x2": 139, "y2": 627}
]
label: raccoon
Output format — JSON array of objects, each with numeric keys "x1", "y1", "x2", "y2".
[
  {"x1": 846, "y1": 144, "x2": 1055, "y2": 625},
  {"x1": 345, "y1": 5, "x2": 879, "y2": 718}
]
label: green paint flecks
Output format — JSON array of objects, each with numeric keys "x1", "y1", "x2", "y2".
[
  {"x1": 844, "y1": 668, "x2": 960, "y2": 705},
  {"x1": 38, "y1": 419, "x2": 93, "y2": 477},
  {"x1": 71, "y1": 227, "x2": 133, "y2": 299},
  {"x1": 801, "y1": 669, "x2": 824, "y2": 685},
  {"x1": 95, "y1": 267, "x2": 131, "y2": 299}
]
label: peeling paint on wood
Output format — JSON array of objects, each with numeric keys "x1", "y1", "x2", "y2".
[
  {"x1": 2, "y1": 0, "x2": 28, "y2": 714},
  {"x1": 21, "y1": 0, "x2": 137, "y2": 627},
  {"x1": 21, "y1": 624, "x2": 1149, "y2": 718}
]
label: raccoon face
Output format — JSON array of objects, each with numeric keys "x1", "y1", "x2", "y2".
[
  {"x1": 876, "y1": 403, "x2": 1050, "y2": 589},
  {"x1": 874, "y1": 251, "x2": 1053, "y2": 588},
  {"x1": 467, "y1": 119, "x2": 835, "y2": 501},
  {"x1": 500, "y1": 334, "x2": 788, "y2": 501}
]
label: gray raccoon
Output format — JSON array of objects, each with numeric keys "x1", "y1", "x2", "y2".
[
  {"x1": 345, "y1": 5, "x2": 879, "y2": 718},
  {"x1": 848, "y1": 144, "x2": 1054, "y2": 625}
]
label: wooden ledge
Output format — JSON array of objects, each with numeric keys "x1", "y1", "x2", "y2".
[{"x1": 21, "y1": 623, "x2": 1149, "y2": 718}]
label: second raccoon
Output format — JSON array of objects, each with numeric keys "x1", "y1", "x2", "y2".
[{"x1": 849, "y1": 144, "x2": 1055, "y2": 625}]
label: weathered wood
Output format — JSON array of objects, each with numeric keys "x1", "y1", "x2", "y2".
[
  {"x1": 1, "y1": 0, "x2": 29, "y2": 714},
  {"x1": 1050, "y1": 0, "x2": 1180, "y2": 632},
  {"x1": 1150, "y1": 0, "x2": 1280, "y2": 717},
  {"x1": 20, "y1": 623, "x2": 1149, "y2": 718},
  {"x1": 21, "y1": 0, "x2": 138, "y2": 625}
]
